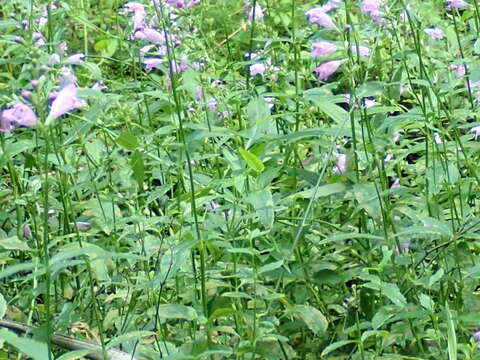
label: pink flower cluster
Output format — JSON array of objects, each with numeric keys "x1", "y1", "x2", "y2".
[
  {"x1": 0, "y1": 103, "x2": 37, "y2": 133},
  {"x1": 124, "y1": 2, "x2": 194, "y2": 72},
  {"x1": 360, "y1": 0, "x2": 383, "y2": 24}
]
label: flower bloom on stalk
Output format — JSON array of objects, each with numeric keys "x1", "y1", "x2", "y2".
[
  {"x1": 139, "y1": 45, "x2": 154, "y2": 57},
  {"x1": 311, "y1": 41, "x2": 337, "y2": 57},
  {"x1": 208, "y1": 98, "x2": 217, "y2": 110},
  {"x1": 305, "y1": 7, "x2": 336, "y2": 29},
  {"x1": 471, "y1": 125, "x2": 480, "y2": 139},
  {"x1": 33, "y1": 32, "x2": 46, "y2": 46},
  {"x1": 21, "y1": 90, "x2": 32, "y2": 99},
  {"x1": 186, "y1": 0, "x2": 201, "y2": 7},
  {"x1": 124, "y1": 2, "x2": 146, "y2": 29},
  {"x1": 49, "y1": 53, "x2": 60, "y2": 64},
  {"x1": 140, "y1": 28, "x2": 165, "y2": 44},
  {"x1": 250, "y1": 63, "x2": 266, "y2": 76},
  {"x1": 179, "y1": 55, "x2": 188, "y2": 72},
  {"x1": 350, "y1": 45, "x2": 370, "y2": 57},
  {"x1": 315, "y1": 60, "x2": 342, "y2": 81},
  {"x1": 449, "y1": 64, "x2": 466, "y2": 77},
  {"x1": 92, "y1": 82, "x2": 107, "y2": 91},
  {"x1": 143, "y1": 58, "x2": 162, "y2": 71},
  {"x1": 424, "y1": 27, "x2": 444, "y2": 40},
  {"x1": 195, "y1": 86, "x2": 203, "y2": 101},
  {"x1": 66, "y1": 53, "x2": 85, "y2": 64},
  {"x1": 446, "y1": 0, "x2": 470, "y2": 9},
  {"x1": 248, "y1": 4, "x2": 264, "y2": 21},
  {"x1": 321, "y1": 0, "x2": 343, "y2": 12},
  {"x1": 59, "y1": 67, "x2": 77, "y2": 86},
  {"x1": 333, "y1": 153, "x2": 347, "y2": 174},
  {"x1": 46, "y1": 84, "x2": 85, "y2": 125},
  {"x1": 473, "y1": 329, "x2": 480, "y2": 346},
  {"x1": 434, "y1": 133, "x2": 442, "y2": 144},
  {"x1": 58, "y1": 42, "x2": 68, "y2": 54},
  {"x1": 363, "y1": 98, "x2": 377, "y2": 108},
  {"x1": 75, "y1": 221, "x2": 92, "y2": 231},
  {"x1": 391, "y1": 178, "x2": 400, "y2": 188},
  {"x1": 0, "y1": 102, "x2": 37, "y2": 132},
  {"x1": 360, "y1": 0, "x2": 383, "y2": 23}
]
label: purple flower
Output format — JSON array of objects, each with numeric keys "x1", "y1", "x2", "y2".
[
  {"x1": 471, "y1": 125, "x2": 480, "y2": 139},
  {"x1": 446, "y1": 0, "x2": 470, "y2": 9},
  {"x1": 187, "y1": 0, "x2": 201, "y2": 7},
  {"x1": 142, "y1": 28, "x2": 165, "y2": 44},
  {"x1": 31, "y1": 80, "x2": 39, "y2": 88},
  {"x1": 363, "y1": 98, "x2": 377, "y2": 108},
  {"x1": 37, "y1": 17, "x2": 48, "y2": 27},
  {"x1": 333, "y1": 153, "x2": 347, "y2": 174},
  {"x1": 361, "y1": 0, "x2": 381, "y2": 13},
  {"x1": 321, "y1": 0, "x2": 343, "y2": 12},
  {"x1": 33, "y1": 32, "x2": 46, "y2": 47},
  {"x1": 66, "y1": 53, "x2": 85, "y2": 64},
  {"x1": 208, "y1": 98, "x2": 217, "y2": 110},
  {"x1": 179, "y1": 55, "x2": 188, "y2": 72},
  {"x1": 92, "y1": 82, "x2": 107, "y2": 91},
  {"x1": 305, "y1": 7, "x2": 336, "y2": 29},
  {"x1": 315, "y1": 60, "x2": 342, "y2": 81},
  {"x1": 449, "y1": 64, "x2": 466, "y2": 77},
  {"x1": 58, "y1": 42, "x2": 68, "y2": 54},
  {"x1": 124, "y1": 2, "x2": 146, "y2": 29},
  {"x1": 21, "y1": 90, "x2": 32, "y2": 99},
  {"x1": 473, "y1": 329, "x2": 480, "y2": 343},
  {"x1": 391, "y1": 178, "x2": 400, "y2": 188},
  {"x1": 250, "y1": 63, "x2": 266, "y2": 76},
  {"x1": 75, "y1": 221, "x2": 92, "y2": 231},
  {"x1": 1, "y1": 102, "x2": 37, "y2": 130},
  {"x1": 139, "y1": 45, "x2": 154, "y2": 57},
  {"x1": 361, "y1": 0, "x2": 383, "y2": 23},
  {"x1": 143, "y1": 58, "x2": 162, "y2": 71},
  {"x1": 49, "y1": 91, "x2": 59, "y2": 101},
  {"x1": 311, "y1": 41, "x2": 337, "y2": 57},
  {"x1": 49, "y1": 53, "x2": 60, "y2": 64},
  {"x1": 424, "y1": 27, "x2": 444, "y2": 40},
  {"x1": 195, "y1": 86, "x2": 203, "y2": 101},
  {"x1": 248, "y1": 4, "x2": 264, "y2": 21},
  {"x1": 46, "y1": 84, "x2": 85, "y2": 124},
  {"x1": 22, "y1": 224, "x2": 32, "y2": 240},
  {"x1": 350, "y1": 45, "x2": 371, "y2": 57},
  {"x1": 59, "y1": 67, "x2": 77, "y2": 86}
]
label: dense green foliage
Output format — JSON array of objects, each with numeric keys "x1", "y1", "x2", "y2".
[{"x1": 1, "y1": 0, "x2": 480, "y2": 359}]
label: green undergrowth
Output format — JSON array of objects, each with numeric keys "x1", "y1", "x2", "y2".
[{"x1": 1, "y1": 0, "x2": 480, "y2": 359}]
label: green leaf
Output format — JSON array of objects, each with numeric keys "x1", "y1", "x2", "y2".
[
  {"x1": 294, "y1": 305, "x2": 328, "y2": 335},
  {"x1": 428, "y1": 268, "x2": 445, "y2": 288},
  {"x1": 106, "y1": 330, "x2": 155, "y2": 350},
  {"x1": 258, "y1": 260, "x2": 283, "y2": 275},
  {"x1": 157, "y1": 304, "x2": 198, "y2": 321},
  {"x1": 246, "y1": 189, "x2": 274, "y2": 227},
  {"x1": 303, "y1": 90, "x2": 349, "y2": 124},
  {"x1": 297, "y1": 183, "x2": 347, "y2": 199},
  {"x1": 239, "y1": 149, "x2": 264, "y2": 173},
  {"x1": 116, "y1": 131, "x2": 140, "y2": 151},
  {"x1": 0, "y1": 236, "x2": 31, "y2": 251},
  {"x1": 445, "y1": 302, "x2": 457, "y2": 360},
  {"x1": 247, "y1": 96, "x2": 270, "y2": 125},
  {"x1": 130, "y1": 150, "x2": 145, "y2": 187},
  {"x1": 0, "y1": 293, "x2": 6, "y2": 319},
  {"x1": 381, "y1": 282, "x2": 407, "y2": 307},
  {"x1": 56, "y1": 350, "x2": 92, "y2": 360},
  {"x1": 419, "y1": 293, "x2": 435, "y2": 311},
  {"x1": 0, "y1": 329, "x2": 51, "y2": 360},
  {"x1": 321, "y1": 340, "x2": 357, "y2": 357}
]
